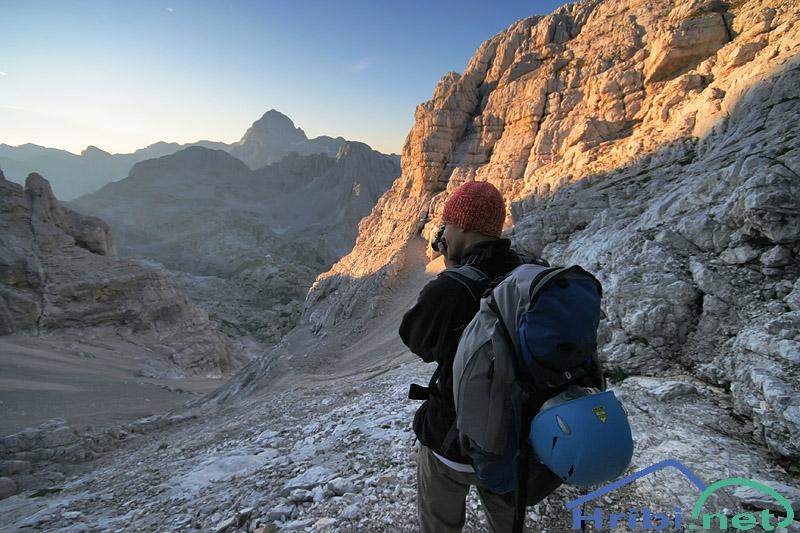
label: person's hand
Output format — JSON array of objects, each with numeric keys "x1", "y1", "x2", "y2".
[{"x1": 441, "y1": 239, "x2": 456, "y2": 268}]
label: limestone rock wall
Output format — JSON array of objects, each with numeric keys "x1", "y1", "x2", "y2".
[{"x1": 301, "y1": 0, "x2": 800, "y2": 463}]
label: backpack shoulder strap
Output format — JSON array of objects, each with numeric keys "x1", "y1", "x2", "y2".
[
  {"x1": 440, "y1": 265, "x2": 492, "y2": 301},
  {"x1": 528, "y1": 266, "x2": 568, "y2": 300}
]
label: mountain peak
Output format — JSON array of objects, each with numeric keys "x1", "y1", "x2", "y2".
[
  {"x1": 144, "y1": 141, "x2": 173, "y2": 149},
  {"x1": 230, "y1": 109, "x2": 318, "y2": 169},
  {"x1": 81, "y1": 145, "x2": 111, "y2": 157},
  {"x1": 131, "y1": 145, "x2": 251, "y2": 177},
  {"x1": 335, "y1": 140, "x2": 372, "y2": 161},
  {"x1": 261, "y1": 108, "x2": 291, "y2": 120},
  {"x1": 244, "y1": 109, "x2": 306, "y2": 139},
  {"x1": 17, "y1": 142, "x2": 49, "y2": 149}
]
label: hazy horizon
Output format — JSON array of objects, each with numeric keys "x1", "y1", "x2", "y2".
[{"x1": 2, "y1": 0, "x2": 568, "y2": 156}]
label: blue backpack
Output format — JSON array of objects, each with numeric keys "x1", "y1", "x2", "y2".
[{"x1": 447, "y1": 260, "x2": 633, "y2": 533}]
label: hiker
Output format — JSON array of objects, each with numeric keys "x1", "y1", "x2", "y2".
[{"x1": 399, "y1": 180, "x2": 536, "y2": 532}]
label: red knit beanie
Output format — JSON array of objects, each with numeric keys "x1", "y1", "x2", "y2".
[{"x1": 441, "y1": 181, "x2": 505, "y2": 238}]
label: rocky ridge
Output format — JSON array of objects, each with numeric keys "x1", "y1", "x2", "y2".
[
  {"x1": 0, "y1": 141, "x2": 230, "y2": 201},
  {"x1": 0, "y1": 169, "x2": 235, "y2": 372}
]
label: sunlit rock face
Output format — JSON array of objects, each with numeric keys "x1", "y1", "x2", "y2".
[
  {"x1": 302, "y1": 0, "x2": 800, "y2": 461},
  {"x1": 0, "y1": 169, "x2": 235, "y2": 374}
]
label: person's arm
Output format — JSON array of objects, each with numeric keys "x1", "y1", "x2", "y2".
[{"x1": 399, "y1": 276, "x2": 476, "y2": 365}]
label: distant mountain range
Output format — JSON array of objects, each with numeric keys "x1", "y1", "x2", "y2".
[
  {"x1": 0, "y1": 107, "x2": 401, "y2": 400},
  {"x1": 67, "y1": 140, "x2": 400, "y2": 345},
  {"x1": 1, "y1": 109, "x2": 398, "y2": 200}
]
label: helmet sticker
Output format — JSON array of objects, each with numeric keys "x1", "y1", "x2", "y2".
[{"x1": 592, "y1": 406, "x2": 607, "y2": 423}]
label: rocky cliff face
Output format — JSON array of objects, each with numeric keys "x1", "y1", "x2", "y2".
[
  {"x1": 69, "y1": 142, "x2": 399, "y2": 346},
  {"x1": 0, "y1": 169, "x2": 235, "y2": 375},
  {"x1": 302, "y1": 0, "x2": 800, "y2": 467}
]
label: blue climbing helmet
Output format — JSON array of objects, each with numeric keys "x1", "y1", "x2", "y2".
[{"x1": 529, "y1": 385, "x2": 633, "y2": 486}]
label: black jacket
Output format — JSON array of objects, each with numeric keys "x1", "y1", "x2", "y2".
[{"x1": 399, "y1": 237, "x2": 528, "y2": 462}]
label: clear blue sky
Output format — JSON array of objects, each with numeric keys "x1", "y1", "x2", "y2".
[{"x1": 1, "y1": 0, "x2": 568, "y2": 155}]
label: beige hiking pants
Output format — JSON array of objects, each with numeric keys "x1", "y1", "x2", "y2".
[{"x1": 416, "y1": 444, "x2": 524, "y2": 532}]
